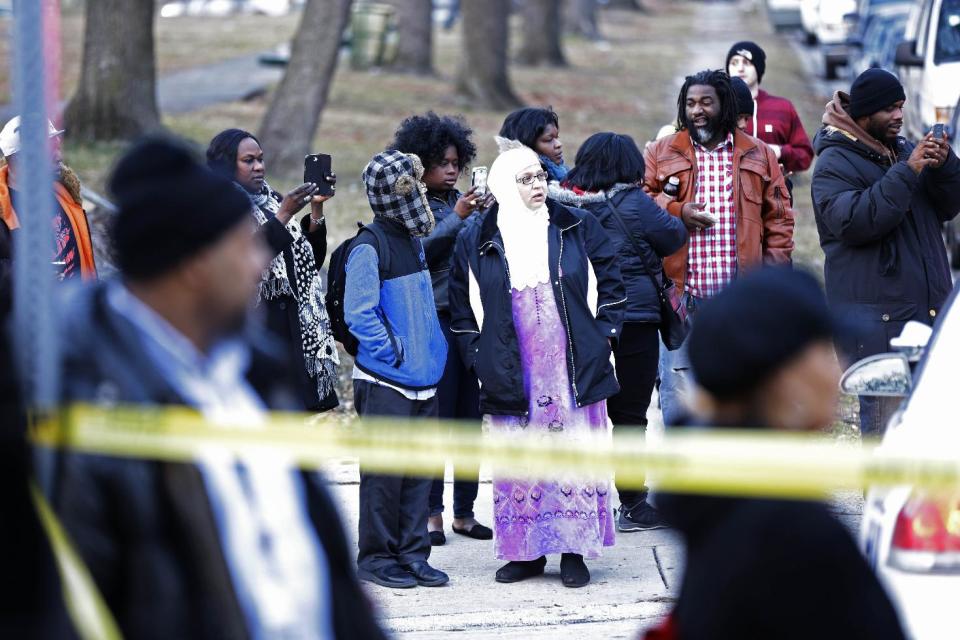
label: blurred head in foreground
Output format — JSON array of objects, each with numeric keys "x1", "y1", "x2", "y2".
[
  {"x1": 110, "y1": 136, "x2": 267, "y2": 350},
  {"x1": 688, "y1": 267, "x2": 843, "y2": 431}
]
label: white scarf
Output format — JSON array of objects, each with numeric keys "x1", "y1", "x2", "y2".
[{"x1": 488, "y1": 142, "x2": 551, "y2": 291}]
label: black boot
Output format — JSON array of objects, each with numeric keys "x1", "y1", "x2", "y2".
[
  {"x1": 495, "y1": 556, "x2": 547, "y2": 583},
  {"x1": 560, "y1": 553, "x2": 590, "y2": 588}
]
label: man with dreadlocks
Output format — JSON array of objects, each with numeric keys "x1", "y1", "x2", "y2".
[{"x1": 644, "y1": 69, "x2": 795, "y2": 426}]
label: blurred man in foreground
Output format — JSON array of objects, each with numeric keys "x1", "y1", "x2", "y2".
[
  {"x1": 645, "y1": 268, "x2": 905, "y2": 640},
  {"x1": 54, "y1": 138, "x2": 385, "y2": 640}
]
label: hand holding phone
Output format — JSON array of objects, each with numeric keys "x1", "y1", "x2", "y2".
[
  {"x1": 471, "y1": 166, "x2": 488, "y2": 198},
  {"x1": 304, "y1": 153, "x2": 335, "y2": 197}
]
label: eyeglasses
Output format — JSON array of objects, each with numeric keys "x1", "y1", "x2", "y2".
[{"x1": 515, "y1": 171, "x2": 548, "y2": 186}]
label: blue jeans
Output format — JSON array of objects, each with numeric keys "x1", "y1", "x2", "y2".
[{"x1": 657, "y1": 293, "x2": 700, "y2": 427}]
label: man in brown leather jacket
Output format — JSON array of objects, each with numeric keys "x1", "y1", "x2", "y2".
[{"x1": 643, "y1": 69, "x2": 795, "y2": 425}]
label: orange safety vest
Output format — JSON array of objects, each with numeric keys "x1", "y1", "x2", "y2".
[{"x1": 0, "y1": 164, "x2": 98, "y2": 279}]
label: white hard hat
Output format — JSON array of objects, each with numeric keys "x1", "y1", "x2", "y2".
[{"x1": 0, "y1": 116, "x2": 65, "y2": 157}]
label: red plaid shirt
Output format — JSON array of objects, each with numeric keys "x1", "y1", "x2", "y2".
[{"x1": 686, "y1": 133, "x2": 737, "y2": 299}]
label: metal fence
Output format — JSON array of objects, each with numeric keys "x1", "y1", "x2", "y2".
[{"x1": 10, "y1": 0, "x2": 60, "y2": 407}]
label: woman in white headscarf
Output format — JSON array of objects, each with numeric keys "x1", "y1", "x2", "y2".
[{"x1": 448, "y1": 138, "x2": 626, "y2": 587}]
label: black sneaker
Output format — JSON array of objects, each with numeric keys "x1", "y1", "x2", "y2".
[{"x1": 617, "y1": 500, "x2": 669, "y2": 532}]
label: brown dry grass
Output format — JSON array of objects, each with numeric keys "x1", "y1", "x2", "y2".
[
  {"x1": 14, "y1": 0, "x2": 854, "y2": 428},
  {"x1": 130, "y1": 1, "x2": 825, "y2": 274}
]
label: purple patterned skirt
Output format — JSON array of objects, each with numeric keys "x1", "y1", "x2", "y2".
[{"x1": 488, "y1": 281, "x2": 615, "y2": 561}]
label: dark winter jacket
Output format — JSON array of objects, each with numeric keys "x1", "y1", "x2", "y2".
[
  {"x1": 655, "y1": 490, "x2": 905, "y2": 639},
  {"x1": 257, "y1": 213, "x2": 338, "y2": 412},
  {"x1": 54, "y1": 283, "x2": 387, "y2": 640},
  {"x1": 345, "y1": 216, "x2": 447, "y2": 390},
  {"x1": 422, "y1": 189, "x2": 474, "y2": 314},
  {"x1": 811, "y1": 100, "x2": 960, "y2": 363},
  {"x1": 448, "y1": 199, "x2": 626, "y2": 415},
  {"x1": 551, "y1": 183, "x2": 687, "y2": 323}
]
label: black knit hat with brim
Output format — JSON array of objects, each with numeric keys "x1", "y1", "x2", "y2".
[
  {"x1": 848, "y1": 68, "x2": 906, "y2": 119},
  {"x1": 109, "y1": 136, "x2": 252, "y2": 280},
  {"x1": 688, "y1": 267, "x2": 846, "y2": 402},
  {"x1": 726, "y1": 41, "x2": 766, "y2": 83}
]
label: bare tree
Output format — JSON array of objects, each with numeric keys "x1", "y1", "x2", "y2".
[
  {"x1": 64, "y1": 0, "x2": 160, "y2": 140},
  {"x1": 259, "y1": 0, "x2": 353, "y2": 178},
  {"x1": 565, "y1": 0, "x2": 601, "y2": 41},
  {"x1": 456, "y1": 0, "x2": 522, "y2": 110},
  {"x1": 386, "y1": 0, "x2": 433, "y2": 74},
  {"x1": 517, "y1": 0, "x2": 567, "y2": 67}
]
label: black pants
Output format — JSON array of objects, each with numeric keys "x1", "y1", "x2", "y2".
[
  {"x1": 607, "y1": 322, "x2": 659, "y2": 509},
  {"x1": 429, "y1": 313, "x2": 481, "y2": 519},
  {"x1": 355, "y1": 379, "x2": 437, "y2": 571}
]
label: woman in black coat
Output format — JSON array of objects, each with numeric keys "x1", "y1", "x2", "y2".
[
  {"x1": 449, "y1": 139, "x2": 625, "y2": 587},
  {"x1": 207, "y1": 129, "x2": 340, "y2": 412},
  {"x1": 552, "y1": 132, "x2": 687, "y2": 532}
]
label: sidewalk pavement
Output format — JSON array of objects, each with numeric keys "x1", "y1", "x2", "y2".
[
  {"x1": 0, "y1": 52, "x2": 281, "y2": 122},
  {"x1": 328, "y1": 475, "x2": 679, "y2": 639},
  {"x1": 157, "y1": 53, "x2": 283, "y2": 114},
  {"x1": 324, "y1": 420, "x2": 863, "y2": 639}
]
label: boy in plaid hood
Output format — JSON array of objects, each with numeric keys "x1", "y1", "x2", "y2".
[
  {"x1": 346, "y1": 150, "x2": 449, "y2": 589},
  {"x1": 363, "y1": 149, "x2": 436, "y2": 237}
]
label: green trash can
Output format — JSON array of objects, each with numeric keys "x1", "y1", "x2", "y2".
[{"x1": 350, "y1": 3, "x2": 395, "y2": 70}]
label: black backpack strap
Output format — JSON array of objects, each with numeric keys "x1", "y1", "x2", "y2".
[
  {"x1": 356, "y1": 220, "x2": 391, "y2": 278},
  {"x1": 603, "y1": 195, "x2": 664, "y2": 291}
]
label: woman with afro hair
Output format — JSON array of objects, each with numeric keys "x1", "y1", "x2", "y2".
[{"x1": 388, "y1": 112, "x2": 494, "y2": 545}]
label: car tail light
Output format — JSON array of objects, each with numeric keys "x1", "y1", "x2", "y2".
[{"x1": 889, "y1": 493, "x2": 960, "y2": 573}]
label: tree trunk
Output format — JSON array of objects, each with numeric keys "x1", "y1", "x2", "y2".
[
  {"x1": 456, "y1": 0, "x2": 522, "y2": 110},
  {"x1": 386, "y1": 0, "x2": 433, "y2": 74},
  {"x1": 517, "y1": 0, "x2": 567, "y2": 66},
  {"x1": 63, "y1": 0, "x2": 160, "y2": 141},
  {"x1": 259, "y1": 0, "x2": 352, "y2": 178},
  {"x1": 565, "y1": 0, "x2": 601, "y2": 41}
]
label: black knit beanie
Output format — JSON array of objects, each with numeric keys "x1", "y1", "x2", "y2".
[
  {"x1": 848, "y1": 69, "x2": 906, "y2": 119},
  {"x1": 731, "y1": 77, "x2": 755, "y2": 117},
  {"x1": 726, "y1": 41, "x2": 766, "y2": 83},
  {"x1": 109, "y1": 137, "x2": 253, "y2": 280},
  {"x1": 688, "y1": 268, "x2": 842, "y2": 402}
]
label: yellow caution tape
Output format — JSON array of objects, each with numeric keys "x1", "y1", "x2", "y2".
[
  {"x1": 31, "y1": 482, "x2": 122, "y2": 640},
  {"x1": 27, "y1": 404, "x2": 960, "y2": 500}
]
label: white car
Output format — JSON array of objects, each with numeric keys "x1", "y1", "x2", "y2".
[
  {"x1": 767, "y1": 0, "x2": 804, "y2": 31},
  {"x1": 895, "y1": 0, "x2": 960, "y2": 141},
  {"x1": 802, "y1": 0, "x2": 858, "y2": 43},
  {"x1": 801, "y1": 0, "x2": 858, "y2": 77},
  {"x1": 846, "y1": 289, "x2": 960, "y2": 639}
]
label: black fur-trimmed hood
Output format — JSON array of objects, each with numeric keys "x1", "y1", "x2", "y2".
[{"x1": 548, "y1": 182, "x2": 634, "y2": 207}]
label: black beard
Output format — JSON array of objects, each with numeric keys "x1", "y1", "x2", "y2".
[{"x1": 866, "y1": 123, "x2": 897, "y2": 146}]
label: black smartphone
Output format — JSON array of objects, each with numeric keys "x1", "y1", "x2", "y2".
[
  {"x1": 304, "y1": 153, "x2": 334, "y2": 197},
  {"x1": 931, "y1": 123, "x2": 945, "y2": 140},
  {"x1": 471, "y1": 166, "x2": 488, "y2": 198}
]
